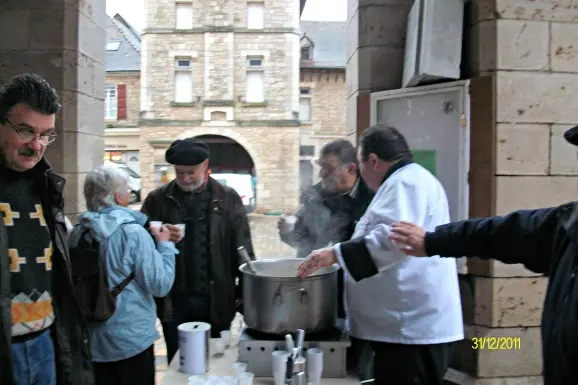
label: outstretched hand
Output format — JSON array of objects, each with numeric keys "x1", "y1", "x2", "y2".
[
  {"x1": 296, "y1": 247, "x2": 337, "y2": 278},
  {"x1": 389, "y1": 221, "x2": 427, "y2": 257}
]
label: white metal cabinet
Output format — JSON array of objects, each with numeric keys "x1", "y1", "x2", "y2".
[{"x1": 370, "y1": 81, "x2": 470, "y2": 273}]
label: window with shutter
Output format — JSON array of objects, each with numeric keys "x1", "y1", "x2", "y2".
[{"x1": 104, "y1": 85, "x2": 118, "y2": 119}]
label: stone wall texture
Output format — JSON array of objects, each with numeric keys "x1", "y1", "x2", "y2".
[
  {"x1": 300, "y1": 70, "x2": 347, "y2": 137},
  {"x1": 447, "y1": 0, "x2": 578, "y2": 382}
]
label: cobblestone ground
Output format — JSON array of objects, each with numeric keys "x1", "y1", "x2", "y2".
[{"x1": 154, "y1": 313, "x2": 245, "y2": 383}]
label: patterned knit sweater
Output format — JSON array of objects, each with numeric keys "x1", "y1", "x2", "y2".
[{"x1": 0, "y1": 166, "x2": 54, "y2": 336}]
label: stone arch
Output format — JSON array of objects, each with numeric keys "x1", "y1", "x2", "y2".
[
  {"x1": 179, "y1": 129, "x2": 262, "y2": 212},
  {"x1": 178, "y1": 128, "x2": 262, "y2": 182}
]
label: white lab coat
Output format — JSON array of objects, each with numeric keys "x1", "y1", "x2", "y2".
[{"x1": 334, "y1": 162, "x2": 464, "y2": 344}]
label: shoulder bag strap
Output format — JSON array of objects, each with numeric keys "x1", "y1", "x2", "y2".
[
  {"x1": 109, "y1": 221, "x2": 138, "y2": 297},
  {"x1": 110, "y1": 272, "x2": 135, "y2": 297}
]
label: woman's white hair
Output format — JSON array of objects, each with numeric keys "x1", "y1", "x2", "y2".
[{"x1": 84, "y1": 165, "x2": 129, "y2": 212}]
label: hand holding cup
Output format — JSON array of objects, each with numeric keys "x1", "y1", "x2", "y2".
[
  {"x1": 150, "y1": 224, "x2": 171, "y2": 243},
  {"x1": 164, "y1": 224, "x2": 184, "y2": 243},
  {"x1": 277, "y1": 214, "x2": 297, "y2": 233}
]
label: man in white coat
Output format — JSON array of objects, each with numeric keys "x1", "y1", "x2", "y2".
[{"x1": 297, "y1": 124, "x2": 463, "y2": 385}]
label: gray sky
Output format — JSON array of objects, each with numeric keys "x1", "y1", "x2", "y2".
[{"x1": 106, "y1": 0, "x2": 347, "y2": 31}]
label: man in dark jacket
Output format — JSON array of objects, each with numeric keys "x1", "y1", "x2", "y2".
[
  {"x1": 0, "y1": 73, "x2": 93, "y2": 384},
  {"x1": 141, "y1": 138, "x2": 255, "y2": 364},
  {"x1": 278, "y1": 139, "x2": 374, "y2": 380},
  {"x1": 279, "y1": 140, "x2": 374, "y2": 260},
  {"x1": 388, "y1": 125, "x2": 578, "y2": 385}
]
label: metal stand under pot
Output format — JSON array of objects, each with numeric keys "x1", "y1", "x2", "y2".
[
  {"x1": 238, "y1": 322, "x2": 350, "y2": 378},
  {"x1": 237, "y1": 258, "x2": 351, "y2": 378}
]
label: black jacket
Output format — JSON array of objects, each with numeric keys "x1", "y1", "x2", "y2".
[
  {"x1": 280, "y1": 179, "x2": 374, "y2": 258},
  {"x1": 140, "y1": 177, "x2": 255, "y2": 329},
  {"x1": 424, "y1": 202, "x2": 578, "y2": 385},
  {"x1": 0, "y1": 159, "x2": 93, "y2": 385}
]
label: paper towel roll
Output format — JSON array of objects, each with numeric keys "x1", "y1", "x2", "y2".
[{"x1": 178, "y1": 322, "x2": 211, "y2": 375}]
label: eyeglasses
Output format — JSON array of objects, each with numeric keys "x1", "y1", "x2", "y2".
[{"x1": 4, "y1": 119, "x2": 58, "y2": 145}]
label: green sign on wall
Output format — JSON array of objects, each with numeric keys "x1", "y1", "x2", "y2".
[{"x1": 411, "y1": 149, "x2": 437, "y2": 176}]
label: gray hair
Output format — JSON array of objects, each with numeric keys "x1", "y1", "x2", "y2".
[
  {"x1": 319, "y1": 139, "x2": 357, "y2": 166},
  {"x1": 84, "y1": 165, "x2": 129, "y2": 212}
]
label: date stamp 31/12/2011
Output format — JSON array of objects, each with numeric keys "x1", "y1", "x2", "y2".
[{"x1": 472, "y1": 337, "x2": 521, "y2": 350}]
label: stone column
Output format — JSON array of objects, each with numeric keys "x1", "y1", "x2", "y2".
[
  {"x1": 346, "y1": 0, "x2": 414, "y2": 142},
  {"x1": 0, "y1": 0, "x2": 106, "y2": 220},
  {"x1": 447, "y1": 1, "x2": 578, "y2": 383}
]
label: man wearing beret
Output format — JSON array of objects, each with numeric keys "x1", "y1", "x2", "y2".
[
  {"x1": 386, "y1": 126, "x2": 578, "y2": 384},
  {"x1": 141, "y1": 138, "x2": 255, "y2": 363}
]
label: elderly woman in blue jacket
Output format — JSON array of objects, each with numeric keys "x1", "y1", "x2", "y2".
[{"x1": 69, "y1": 165, "x2": 177, "y2": 385}]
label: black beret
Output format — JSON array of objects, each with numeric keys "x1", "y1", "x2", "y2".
[
  {"x1": 564, "y1": 126, "x2": 578, "y2": 146},
  {"x1": 165, "y1": 138, "x2": 210, "y2": 166}
]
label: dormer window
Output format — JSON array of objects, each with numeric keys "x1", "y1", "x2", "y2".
[{"x1": 300, "y1": 35, "x2": 314, "y2": 61}]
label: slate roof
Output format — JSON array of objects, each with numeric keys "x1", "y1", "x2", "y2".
[
  {"x1": 106, "y1": 14, "x2": 141, "y2": 72},
  {"x1": 299, "y1": 21, "x2": 347, "y2": 69}
]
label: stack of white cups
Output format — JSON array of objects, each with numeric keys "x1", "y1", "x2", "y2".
[
  {"x1": 233, "y1": 362, "x2": 254, "y2": 385},
  {"x1": 272, "y1": 350, "x2": 290, "y2": 385},
  {"x1": 306, "y1": 348, "x2": 323, "y2": 385}
]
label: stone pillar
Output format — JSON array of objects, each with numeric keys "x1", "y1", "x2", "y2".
[
  {"x1": 447, "y1": 1, "x2": 578, "y2": 383},
  {"x1": 345, "y1": 0, "x2": 414, "y2": 143},
  {"x1": 0, "y1": 0, "x2": 106, "y2": 220}
]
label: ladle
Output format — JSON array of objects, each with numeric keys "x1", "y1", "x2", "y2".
[{"x1": 237, "y1": 246, "x2": 258, "y2": 274}]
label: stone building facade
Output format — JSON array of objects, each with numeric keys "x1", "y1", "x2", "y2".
[
  {"x1": 136, "y1": 2, "x2": 348, "y2": 212},
  {"x1": 299, "y1": 21, "x2": 348, "y2": 192},
  {"x1": 103, "y1": 5, "x2": 347, "y2": 257},
  {"x1": 104, "y1": 14, "x2": 142, "y2": 173},
  {"x1": 131, "y1": 1, "x2": 347, "y2": 258},
  {"x1": 139, "y1": 0, "x2": 302, "y2": 213},
  {"x1": 345, "y1": 0, "x2": 578, "y2": 383}
]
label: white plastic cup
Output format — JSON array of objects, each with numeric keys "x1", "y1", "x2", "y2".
[
  {"x1": 176, "y1": 223, "x2": 186, "y2": 238},
  {"x1": 220, "y1": 330, "x2": 231, "y2": 347},
  {"x1": 213, "y1": 338, "x2": 225, "y2": 355},
  {"x1": 233, "y1": 362, "x2": 247, "y2": 375},
  {"x1": 279, "y1": 214, "x2": 298, "y2": 233},
  {"x1": 306, "y1": 348, "x2": 323, "y2": 382},
  {"x1": 238, "y1": 372, "x2": 254, "y2": 385},
  {"x1": 149, "y1": 221, "x2": 162, "y2": 231},
  {"x1": 272, "y1": 350, "x2": 289, "y2": 377},
  {"x1": 274, "y1": 371, "x2": 286, "y2": 385}
]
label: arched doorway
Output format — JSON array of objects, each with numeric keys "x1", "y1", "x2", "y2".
[{"x1": 195, "y1": 134, "x2": 257, "y2": 213}]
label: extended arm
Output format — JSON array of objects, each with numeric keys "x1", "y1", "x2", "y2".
[{"x1": 425, "y1": 207, "x2": 561, "y2": 274}]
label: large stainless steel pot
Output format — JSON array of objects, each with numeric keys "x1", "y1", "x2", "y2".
[{"x1": 240, "y1": 258, "x2": 339, "y2": 335}]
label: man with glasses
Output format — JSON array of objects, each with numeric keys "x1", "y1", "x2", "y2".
[
  {"x1": 0, "y1": 73, "x2": 93, "y2": 385},
  {"x1": 277, "y1": 139, "x2": 374, "y2": 381}
]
